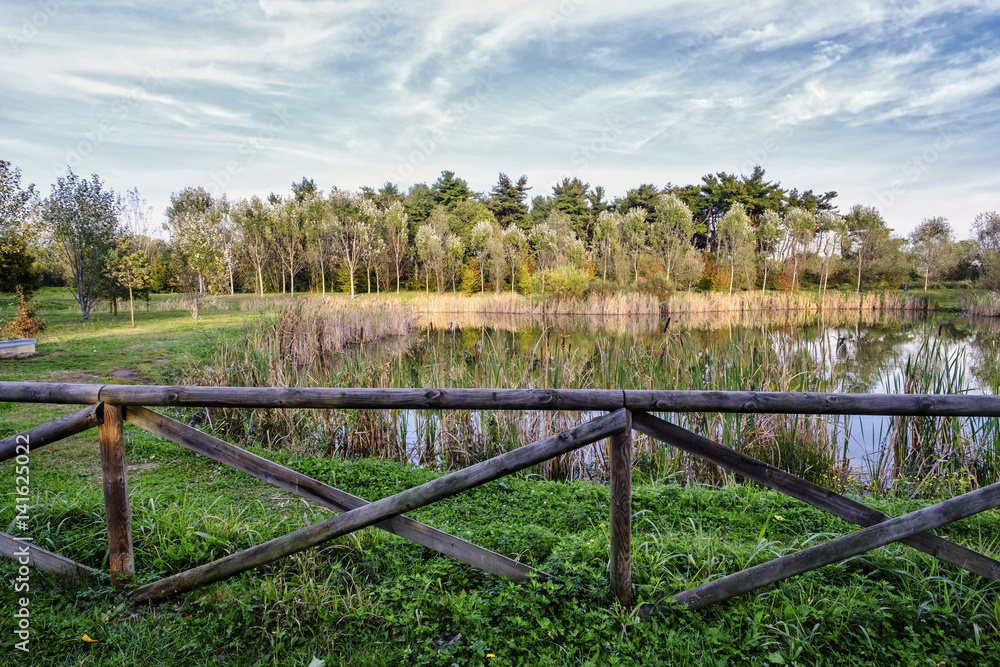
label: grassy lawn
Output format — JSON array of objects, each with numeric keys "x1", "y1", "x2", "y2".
[{"x1": 0, "y1": 291, "x2": 997, "y2": 665}]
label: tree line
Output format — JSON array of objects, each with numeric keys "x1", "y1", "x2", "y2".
[{"x1": 2, "y1": 159, "x2": 999, "y2": 321}]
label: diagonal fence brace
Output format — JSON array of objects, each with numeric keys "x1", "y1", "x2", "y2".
[
  {"x1": 0, "y1": 532, "x2": 95, "y2": 581},
  {"x1": 0, "y1": 403, "x2": 104, "y2": 463},
  {"x1": 125, "y1": 406, "x2": 537, "y2": 581},
  {"x1": 632, "y1": 412, "x2": 1000, "y2": 583},
  {"x1": 133, "y1": 408, "x2": 630, "y2": 602},
  {"x1": 657, "y1": 476, "x2": 1000, "y2": 611}
]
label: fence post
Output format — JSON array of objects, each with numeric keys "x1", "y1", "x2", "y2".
[
  {"x1": 609, "y1": 410, "x2": 632, "y2": 605},
  {"x1": 99, "y1": 404, "x2": 134, "y2": 586}
]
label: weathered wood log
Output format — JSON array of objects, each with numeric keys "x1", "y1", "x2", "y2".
[
  {"x1": 99, "y1": 386, "x2": 625, "y2": 410},
  {"x1": 0, "y1": 532, "x2": 94, "y2": 580},
  {"x1": 98, "y1": 404, "x2": 134, "y2": 586},
  {"x1": 0, "y1": 382, "x2": 998, "y2": 417},
  {"x1": 624, "y1": 390, "x2": 1000, "y2": 416},
  {"x1": 632, "y1": 412, "x2": 1000, "y2": 582},
  {"x1": 0, "y1": 403, "x2": 104, "y2": 462},
  {"x1": 0, "y1": 382, "x2": 102, "y2": 405},
  {"x1": 660, "y1": 478, "x2": 1000, "y2": 612},
  {"x1": 125, "y1": 406, "x2": 536, "y2": 581},
  {"x1": 609, "y1": 410, "x2": 632, "y2": 606},
  {"x1": 133, "y1": 409, "x2": 629, "y2": 602}
]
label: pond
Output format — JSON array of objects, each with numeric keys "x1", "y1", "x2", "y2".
[{"x1": 198, "y1": 304, "x2": 1000, "y2": 491}]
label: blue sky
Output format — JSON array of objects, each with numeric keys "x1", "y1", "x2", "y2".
[{"x1": 2, "y1": 0, "x2": 999, "y2": 238}]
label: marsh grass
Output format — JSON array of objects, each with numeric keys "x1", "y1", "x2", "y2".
[
  {"x1": 190, "y1": 302, "x2": 855, "y2": 486},
  {"x1": 960, "y1": 291, "x2": 1000, "y2": 317}
]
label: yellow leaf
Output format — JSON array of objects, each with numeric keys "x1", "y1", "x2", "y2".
[{"x1": 81, "y1": 634, "x2": 99, "y2": 643}]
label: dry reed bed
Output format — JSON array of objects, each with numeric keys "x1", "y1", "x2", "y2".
[
  {"x1": 265, "y1": 299, "x2": 416, "y2": 365},
  {"x1": 406, "y1": 292, "x2": 661, "y2": 316},
  {"x1": 662, "y1": 290, "x2": 930, "y2": 315},
  {"x1": 960, "y1": 292, "x2": 1000, "y2": 318}
]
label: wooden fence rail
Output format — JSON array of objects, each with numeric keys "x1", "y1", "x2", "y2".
[{"x1": 1, "y1": 381, "x2": 999, "y2": 615}]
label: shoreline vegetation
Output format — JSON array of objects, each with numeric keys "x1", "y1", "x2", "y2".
[
  {"x1": 140, "y1": 285, "x2": 1000, "y2": 319},
  {"x1": 178, "y1": 291, "x2": 1000, "y2": 498}
]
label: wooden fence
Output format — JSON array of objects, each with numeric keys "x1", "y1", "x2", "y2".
[{"x1": 2, "y1": 382, "x2": 1000, "y2": 614}]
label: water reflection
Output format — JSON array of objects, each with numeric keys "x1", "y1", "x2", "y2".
[{"x1": 411, "y1": 309, "x2": 999, "y2": 480}]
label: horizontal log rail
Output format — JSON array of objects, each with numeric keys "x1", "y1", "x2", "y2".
[
  {"x1": 0, "y1": 382, "x2": 999, "y2": 416},
  {"x1": 1, "y1": 382, "x2": 998, "y2": 615}
]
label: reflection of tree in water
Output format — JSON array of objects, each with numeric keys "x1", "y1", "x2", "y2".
[{"x1": 392, "y1": 311, "x2": 997, "y2": 397}]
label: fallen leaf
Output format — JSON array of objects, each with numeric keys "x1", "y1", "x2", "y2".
[{"x1": 81, "y1": 635, "x2": 99, "y2": 643}]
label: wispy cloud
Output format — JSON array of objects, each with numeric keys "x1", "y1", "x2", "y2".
[{"x1": 1, "y1": 0, "x2": 998, "y2": 234}]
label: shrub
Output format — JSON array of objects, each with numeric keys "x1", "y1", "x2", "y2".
[{"x1": 3, "y1": 287, "x2": 45, "y2": 339}]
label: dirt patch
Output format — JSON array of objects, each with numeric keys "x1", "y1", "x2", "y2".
[
  {"x1": 111, "y1": 369, "x2": 152, "y2": 384},
  {"x1": 41, "y1": 370, "x2": 99, "y2": 383}
]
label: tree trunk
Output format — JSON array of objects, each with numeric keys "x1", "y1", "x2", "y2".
[{"x1": 128, "y1": 287, "x2": 135, "y2": 328}]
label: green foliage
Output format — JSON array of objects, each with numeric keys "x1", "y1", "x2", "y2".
[
  {"x1": 43, "y1": 169, "x2": 124, "y2": 321},
  {"x1": 461, "y1": 259, "x2": 483, "y2": 295},
  {"x1": 537, "y1": 265, "x2": 591, "y2": 298}
]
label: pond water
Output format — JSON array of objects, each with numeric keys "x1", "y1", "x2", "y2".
[
  {"x1": 404, "y1": 308, "x2": 1000, "y2": 479},
  {"x1": 211, "y1": 304, "x2": 1000, "y2": 487}
]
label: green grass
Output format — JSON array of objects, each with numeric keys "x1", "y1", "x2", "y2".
[{"x1": 1, "y1": 292, "x2": 999, "y2": 665}]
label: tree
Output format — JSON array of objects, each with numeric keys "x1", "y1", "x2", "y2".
[
  {"x1": 844, "y1": 205, "x2": 892, "y2": 293},
  {"x1": 974, "y1": 211, "x2": 1000, "y2": 289},
  {"x1": 783, "y1": 207, "x2": 815, "y2": 292},
  {"x1": 908, "y1": 216, "x2": 956, "y2": 291},
  {"x1": 756, "y1": 209, "x2": 781, "y2": 292},
  {"x1": 450, "y1": 200, "x2": 495, "y2": 243},
  {"x1": 469, "y1": 220, "x2": 495, "y2": 294},
  {"x1": 383, "y1": 201, "x2": 409, "y2": 293},
  {"x1": 501, "y1": 225, "x2": 527, "y2": 294},
  {"x1": 616, "y1": 184, "x2": 662, "y2": 214},
  {"x1": 404, "y1": 183, "x2": 436, "y2": 229},
  {"x1": 815, "y1": 211, "x2": 845, "y2": 301},
  {"x1": 43, "y1": 169, "x2": 123, "y2": 321},
  {"x1": 330, "y1": 194, "x2": 371, "y2": 299},
  {"x1": 233, "y1": 196, "x2": 274, "y2": 296},
  {"x1": 414, "y1": 224, "x2": 444, "y2": 293},
  {"x1": 592, "y1": 211, "x2": 621, "y2": 281},
  {"x1": 431, "y1": 170, "x2": 473, "y2": 209},
  {"x1": 0, "y1": 161, "x2": 39, "y2": 293},
  {"x1": 165, "y1": 186, "x2": 218, "y2": 318},
  {"x1": 445, "y1": 235, "x2": 464, "y2": 292},
  {"x1": 654, "y1": 194, "x2": 694, "y2": 285},
  {"x1": 551, "y1": 177, "x2": 591, "y2": 240},
  {"x1": 621, "y1": 207, "x2": 647, "y2": 284},
  {"x1": 530, "y1": 222, "x2": 557, "y2": 293},
  {"x1": 717, "y1": 204, "x2": 755, "y2": 294},
  {"x1": 490, "y1": 173, "x2": 530, "y2": 229},
  {"x1": 108, "y1": 237, "x2": 151, "y2": 327}
]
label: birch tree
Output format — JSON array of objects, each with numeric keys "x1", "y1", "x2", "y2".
[{"x1": 44, "y1": 169, "x2": 123, "y2": 321}]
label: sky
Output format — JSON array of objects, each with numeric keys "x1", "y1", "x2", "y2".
[{"x1": 2, "y1": 0, "x2": 999, "y2": 239}]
